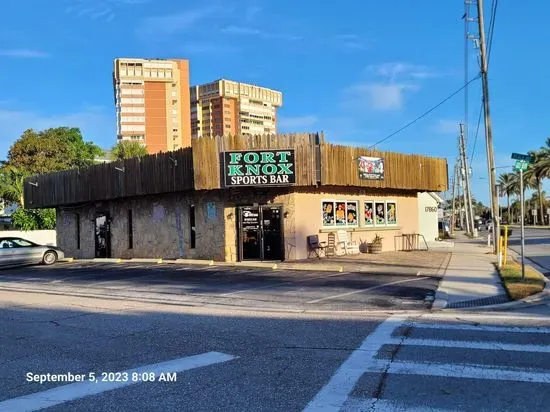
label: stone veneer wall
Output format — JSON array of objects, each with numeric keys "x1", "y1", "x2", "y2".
[
  {"x1": 57, "y1": 207, "x2": 95, "y2": 259},
  {"x1": 55, "y1": 187, "x2": 296, "y2": 262}
]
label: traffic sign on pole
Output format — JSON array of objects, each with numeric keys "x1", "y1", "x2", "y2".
[
  {"x1": 514, "y1": 160, "x2": 529, "y2": 172},
  {"x1": 511, "y1": 153, "x2": 534, "y2": 163}
]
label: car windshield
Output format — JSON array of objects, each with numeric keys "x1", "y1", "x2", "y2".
[{"x1": 11, "y1": 238, "x2": 37, "y2": 247}]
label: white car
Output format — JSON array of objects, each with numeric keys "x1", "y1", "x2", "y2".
[{"x1": 0, "y1": 237, "x2": 65, "y2": 267}]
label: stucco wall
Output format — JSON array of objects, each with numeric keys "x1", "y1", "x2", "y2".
[
  {"x1": 0, "y1": 230, "x2": 57, "y2": 246},
  {"x1": 294, "y1": 188, "x2": 420, "y2": 259},
  {"x1": 417, "y1": 192, "x2": 440, "y2": 242}
]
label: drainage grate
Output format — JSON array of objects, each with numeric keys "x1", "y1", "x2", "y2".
[{"x1": 446, "y1": 294, "x2": 510, "y2": 308}]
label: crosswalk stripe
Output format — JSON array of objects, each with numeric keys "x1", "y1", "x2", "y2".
[
  {"x1": 394, "y1": 337, "x2": 550, "y2": 353},
  {"x1": 412, "y1": 322, "x2": 550, "y2": 334},
  {"x1": 362, "y1": 359, "x2": 550, "y2": 384}
]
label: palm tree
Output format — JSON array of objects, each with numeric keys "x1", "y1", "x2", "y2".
[
  {"x1": 525, "y1": 149, "x2": 548, "y2": 225},
  {"x1": 0, "y1": 164, "x2": 26, "y2": 206},
  {"x1": 111, "y1": 141, "x2": 148, "y2": 160},
  {"x1": 498, "y1": 172, "x2": 516, "y2": 222}
]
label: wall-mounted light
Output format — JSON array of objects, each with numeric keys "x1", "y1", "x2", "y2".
[
  {"x1": 28, "y1": 181, "x2": 38, "y2": 187},
  {"x1": 284, "y1": 211, "x2": 289, "y2": 218},
  {"x1": 115, "y1": 167, "x2": 125, "y2": 173}
]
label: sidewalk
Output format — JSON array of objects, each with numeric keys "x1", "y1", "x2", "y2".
[{"x1": 434, "y1": 232, "x2": 507, "y2": 309}]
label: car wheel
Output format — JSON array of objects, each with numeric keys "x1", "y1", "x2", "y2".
[{"x1": 42, "y1": 250, "x2": 58, "y2": 265}]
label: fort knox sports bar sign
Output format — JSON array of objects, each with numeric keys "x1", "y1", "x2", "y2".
[{"x1": 223, "y1": 149, "x2": 296, "y2": 187}]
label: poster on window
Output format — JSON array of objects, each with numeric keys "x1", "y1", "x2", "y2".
[
  {"x1": 358, "y1": 156, "x2": 384, "y2": 180},
  {"x1": 386, "y1": 202, "x2": 397, "y2": 225},
  {"x1": 322, "y1": 201, "x2": 335, "y2": 226},
  {"x1": 335, "y1": 201, "x2": 346, "y2": 226},
  {"x1": 364, "y1": 201, "x2": 374, "y2": 226},
  {"x1": 346, "y1": 202, "x2": 358, "y2": 226},
  {"x1": 375, "y1": 202, "x2": 386, "y2": 225}
]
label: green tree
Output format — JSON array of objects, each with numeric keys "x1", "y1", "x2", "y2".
[
  {"x1": 0, "y1": 163, "x2": 26, "y2": 206},
  {"x1": 111, "y1": 141, "x2": 148, "y2": 160},
  {"x1": 7, "y1": 127, "x2": 103, "y2": 174},
  {"x1": 11, "y1": 208, "x2": 56, "y2": 230},
  {"x1": 524, "y1": 149, "x2": 548, "y2": 225},
  {"x1": 498, "y1": 172, "x2": 516, "y2": 222}
]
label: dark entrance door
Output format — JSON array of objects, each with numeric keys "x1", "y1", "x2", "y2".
[
  {"x1": 261, "y1": 205, "x2": 283, "y2": 261},
  {"x1": 238, "y1": 205, "x2": 284, "y2": 261},
  {"x1": 95, "y1": 212, "x2": 111, "y2": 258}
]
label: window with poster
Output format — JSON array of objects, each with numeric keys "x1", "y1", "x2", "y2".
[
  {"x1": 321, "y1": 200, "x2": 359, "y2": 228},
  {"x1": 374, "y1": 201, "x2": 386, "y2": 225},
  {"x1": 364, "y1": 201, "x2": 375, "y2": 227},
  {"x1": 386, "y1": 201, "x2": 397, "y2": 225}
]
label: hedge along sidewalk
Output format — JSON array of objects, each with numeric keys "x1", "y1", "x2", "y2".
[{"x1": 498, "y1": 260, "x2": 547, "y2": 300}]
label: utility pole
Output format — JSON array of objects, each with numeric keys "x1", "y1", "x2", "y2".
[
  {"x1": 520, "y1": 168, "x2": 526, "y2": 279},
  {"x1": 459, "y1": 124, "x2": 475, "y2": 236},
  {"x1": 460, "y1": 158, "x2": 470, "y2": 234},
  {"x1": 451, "y1": 164, "x2": 458, "y2": 235},
  {"x1": 476, "y1": 0, "x2": 500, "y2": 252}
]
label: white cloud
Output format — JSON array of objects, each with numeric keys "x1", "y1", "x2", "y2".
[
  {"x1": 334, "y1": 34, "x2": 359, "y2": 40},
  {"x1": 432, "y1": 119, "x2": 461, "y2": 135},
  {"x1": 0, "y1": 107, "x2": 114, "y2": 159},
  {"x1": 221, "y1": 25, "x2": 302, "y2": 41},
  {"x1": 181, "y1": 42, "x2": 239, "y2": 54},
  {"x1": 366, "y1": 62, "x2": 441, "y2": 80},
  {"x1": 346, "y1": 83, "x2": 420, "y2": 111},
  {"x1": 222, "y1": 25, "x2": 261, "y2": 35},
  {"x1": 65, "y1": 0, "x2": 148, "y2": 22},
  {"x1": 278, "y1": 115, "x2": 318, "y2": 130},
  {"x1": 245, "y1": 6, "x2": 262, "y2": 21},
  {"x1": 0, "y1": 49, "x2": 50, "y2": 58},
  {"x1": 138, "y1": 7, "x2": 225, "y2": 37}
]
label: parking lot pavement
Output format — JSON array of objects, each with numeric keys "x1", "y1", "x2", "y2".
[
  {"x1": 0, "y1": 289, "x2": 388, "y2": 412},
  {"x1": 305, "y1": 311, "x2": 550, "y2": 411},
  {"x1": 0, "y1": 262, "x2": 442, "y2": 311}
]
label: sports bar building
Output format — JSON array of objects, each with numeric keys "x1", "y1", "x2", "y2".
[{"x1": 24, "y1": 134, "x2": 448, "y2": 262}]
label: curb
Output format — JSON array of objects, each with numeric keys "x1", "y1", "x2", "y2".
[
  {"x1": 433, "y1": 248, "x2": 550, "y2": 312},
  {"x1": 61, "y1": 258, "x2": 348, "y2": 273}
]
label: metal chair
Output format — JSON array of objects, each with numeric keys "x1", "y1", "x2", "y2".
[{"x1": 307, "y1": 235, "x2": 326, "y2": 259}]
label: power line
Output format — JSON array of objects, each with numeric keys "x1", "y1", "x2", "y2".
[
  {"x1": 469, "y1": 0, "x2": 498, "y2": 167},
  {"x1": 470, "y1": 102, "x2": 483, "y2": 166},
  {"x1": 368, "y1": 75, "x2": 481, "y2": 149},
  {"x1": 487, "y1": 0, "x2": 499, "y2": 62}
]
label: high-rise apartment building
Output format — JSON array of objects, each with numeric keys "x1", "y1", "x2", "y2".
[
  {"x1": 113, "y1": 58, "x2": 191, "y2": 154},
  {"x1": 190, "y1": 79, "x2": 282, "y2": 138}
]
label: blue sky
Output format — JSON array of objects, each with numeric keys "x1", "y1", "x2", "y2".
[{"x1": 1, "y1": 0, "x2": 549, "y2": 204}]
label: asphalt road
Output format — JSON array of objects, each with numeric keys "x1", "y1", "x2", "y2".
[
  {"x1": 0, "y1": 262, "x2": 441, "y2": 311},
  {"x1": 2, "y1": 288, "x2": 550, "y2": 411},
  {"x1": 507, "y1": 227, "x2": 550, "y2": 272}
]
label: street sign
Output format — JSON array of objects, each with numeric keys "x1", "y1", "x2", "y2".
[
  {"x1": 511, "y1": 153, "x2": 534, "y2": 162},
  {"x1": 514, "y1": 160, "x2": 529, "y2": 171}
]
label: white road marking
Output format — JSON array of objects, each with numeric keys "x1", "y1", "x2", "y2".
[
  {"x1": 302, "y1": 314, "x2": 405, "y2": 412},
  {"x1": 395, "y1": 338, "x2": 550, "y2": 353},
  {"x1": 0, "y1": 351, "x2": 235, "y2": 412},
  {"x1": 219, "y1": 272, "x2": 349, "y2": 297},
  {"x1": 342, "y1": 397, "x2": 458, "y2": 412},
  {"x1": 362, "y1": 359, "x2": 550, "y2": 384},
  {"x1": 412, "y1": 322, "x2": 550, "y2": 334},
  {"x1": 306, "y1": 277, "x2": 430, "y2": 304}
]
